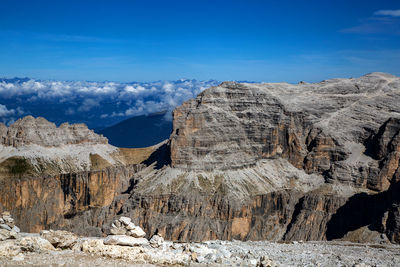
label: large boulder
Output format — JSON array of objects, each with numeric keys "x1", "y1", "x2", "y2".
[
  {"x1": 18, "y1": 236, "x2": 55, "y2": 252},
  {"x1": 109, "y1": 217, "x2": 146, "y2": 238},
  {"x1": 40, "y1": 230, "x2": 78, "y2": 249},
  {"x1": 0, "y1": 229, "x2": 17, "y2": 241}
]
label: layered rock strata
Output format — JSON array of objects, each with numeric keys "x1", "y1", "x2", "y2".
[
  {"x1": 0, "y1": 116, "x2": 107, "y2": 147},
  {"x1": 1, "y1": 73, "x2": 400, "y2": 244}
]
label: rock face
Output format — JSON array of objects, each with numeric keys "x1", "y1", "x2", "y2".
[
  {"x1": 170, "y1": 73, "x2": 400, "y2": 189},
  {"x1": 0, "y1": 165, "x2": 142, "y2": 235},
  {"x1": 0, "y1": 116, "x2": 107, "y2": 147},
  {"x1": 1, "y1": 73, "x2": 400, "y2": 244}
]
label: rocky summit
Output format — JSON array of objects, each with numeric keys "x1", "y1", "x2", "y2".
[{"x1": 0, "y1": 73, "x2": 400, "y2": 265}]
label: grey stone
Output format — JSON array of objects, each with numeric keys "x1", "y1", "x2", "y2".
[
  {"x1": 149, "y1": 234, "x2": 164, "y2": 248},
  {"x1": 118, "y1": 216, "x2": 131, "y2": 225},
  {"x1": 128, "y1": 226, "x2": 146, "y2": 238},
  {"x1": 103, "y1": 235, "x2": 149, "y2": 246},
  {"x1": 0, "y1": 116, "x2": 108, "y2": 148},
  {"x1": 126, "y1": 222, "x2": 136, "y2": 230},
  {"x1": 0, "y1": 224, "x2": 12, "y2": 231},
  {"x1": 40, "y1": 230, "x2": 78, "y2": 249},
  {"x1": 110, "y1": 227, "x2": 126, "y2": 235}
]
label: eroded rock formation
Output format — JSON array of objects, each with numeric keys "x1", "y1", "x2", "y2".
[
  {"x1": 0, "y1": 72, "x2": 400, "y2": 244},
  {"x1": 0, "y1": 116, "x2": 108, "y2": 147}
]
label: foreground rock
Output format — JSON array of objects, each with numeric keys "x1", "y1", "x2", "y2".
[
  {"x1": 0, "y1": 212, "x2": 19, "y2": 241},
  {"x1": 40, "y1": 230, "x2": 78, "y2": 249},
  {"x1": 0, "y1": 233, "x2": 399, "y2": 266},
  {"x1": 109, "y1": 216, "x2": 146, "y2": 238},
  {"x1": 103, "y1": 235, "x2": 149, "y2": 246}
]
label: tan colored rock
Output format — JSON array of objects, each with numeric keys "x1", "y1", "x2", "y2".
[
  {"x1": 0, "y1": 229, "x2": 12, "y2": 241},
  {"x1": 1, "y1": 116, "x2": 108, "y2": 148},
  {"x1": 191, "y1": 252, "x2": 198, "y2": 262},
  {"x1": 18, "y1": 236, "x2": 55, "y2": 252},
  {"x1": 0, "y1": 240, "x2": 21, "y2": 257},
  {"x1": 149, "y1": 234, "x2": 164, "y2": 248},
  {"x1": 110, "y1": 227, "x2": 126, "y2": 235},
  {"x1": 40, "y1": 230, "x2": 78, "y2": 249}
]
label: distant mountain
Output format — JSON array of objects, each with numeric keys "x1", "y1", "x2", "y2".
[
  {"x1": 97, "y1": 111, "x2": 172, "y2": 148},
  {"x1": 0, "y1": 77, "x2": 31, "y2": 83}
]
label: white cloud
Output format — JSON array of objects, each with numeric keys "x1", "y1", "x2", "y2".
[
  {"x1": 78, "y1": 98, "x2": 100, "y2": 112},
  {"x1": 124, "y1": 85, "x2": 146, "y2": 94},
  {"x1": 0, "y1": 78, "x2": 220, "y2": 125},
  {"x1": 0, "y1": 104, "x2": 24, "y2": 125},
  {"x1": 0, "y1": 104, "x2": 16, "y2": 117},
  {"x1": 374, "y1": 9, "x2": 400, "y2": 17}
]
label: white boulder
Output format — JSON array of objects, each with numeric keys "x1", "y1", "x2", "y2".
[
  {"x1": 128, "y1": 226, "x2": 146, "y2": 238},
  {"x1": 103, "y1": 235, "x2": 149, "y2": 247},
  {"x1": 119, "y1": 216, "x2": 131, "y2": 225}
]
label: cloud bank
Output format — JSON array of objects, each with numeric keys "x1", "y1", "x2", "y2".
[{"x1": 0, "y1": 78, "x2": 219, "y2": 128}]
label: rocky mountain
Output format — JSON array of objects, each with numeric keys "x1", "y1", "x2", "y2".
[
  {"x1": 0, "y1": 115, "x2": 108, "y2": 147},
  {"x1": 0, "y1": 72, "x2": 399, "y2": 245}
]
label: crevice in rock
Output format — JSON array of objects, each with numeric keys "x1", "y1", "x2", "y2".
[{"x1": 283, "y1": 196, "x2": 304, "y2": 240}]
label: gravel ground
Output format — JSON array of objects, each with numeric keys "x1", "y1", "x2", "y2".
[{"x1": 1, "y1": 239, "x2": 399, "y2": 267}]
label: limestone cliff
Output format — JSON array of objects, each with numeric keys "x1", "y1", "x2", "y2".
[
  {"x1": 170, "y1": 72, "x2": 400, "y2": 192},
  {"x1": 0, "y1": 116, "x2": 108, "y2": 147},
  {"x1": 1, "y1": 73, "x2": 400, "y2": 244}
]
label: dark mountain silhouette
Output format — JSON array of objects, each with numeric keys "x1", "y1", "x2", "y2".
[{"x1": 97, "y1": 111, "x2": 172, "y2": 148}]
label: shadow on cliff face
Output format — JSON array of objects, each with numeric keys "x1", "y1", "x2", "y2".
[
  {"x1": 326, "y1": 181, "x2": 400, "y2": 240},
  {"x1": 142, "y1": 142, "x2": 171, "y2": 169}
]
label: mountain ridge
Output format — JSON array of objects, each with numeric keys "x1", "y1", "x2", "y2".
[{"x1": 0, "y1": 72, "x2": 399, "y2": 244}]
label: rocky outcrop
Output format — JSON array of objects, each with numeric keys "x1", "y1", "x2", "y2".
[
  {"x1": 170, "y1": 72, "x2": 400, "y2": 192},
  {"x1": 1, "y1": 73, "x2": 400, "y2": 245},
  {"x1": 0, "y1": 165, "x2": 142, "y2": 235},
  {"x1": 0, "y1": 116, "x2": 107, "y2": 147}
]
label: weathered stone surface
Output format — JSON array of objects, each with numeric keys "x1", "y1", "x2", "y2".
[
  {"x1": 18, "y1": 236, "x2": 55, "y2": 252},
  {"x1": 1, "y1": 116, "x2": 108, "y2": 148},
  {"x1": 118, "y1": 216, "x2": 131, "y2": 225},
  {"x1": 110, "y1": 227, "x2": 126, "y2": 235},
  {"x1": 0, "y1": 229, "x2": 13, "y2": 241},
  {"x1": 0, "y1": 224, "x2": 11, "y2": 231},
  {"x1": 129, "y1": 226, "x2": 146, "y2": 238},
  {"x1": 170, "y1": 72, "x2": 400, "y2": 191},
  {"x1": 149, "y1": 234, "x2": 164, "y2": 248},
  {"x1": 0, "y1": 240, "x2": 21, "y2": 257},
  {"x1": 40, "y1": 230, "x2": 78, "y2": 249},
  {"x1": 126, "y1": 222, "x2": 135, "y2": 230},
  {"x1": 1, "y1": 73, "x2": 400, "y2": 245},
  {"x1": 103, "y1": 235, "x2": 149, "y2": 246},
  {"x1": 0, "y1": 164, "x2": 140, "y2": 234}
]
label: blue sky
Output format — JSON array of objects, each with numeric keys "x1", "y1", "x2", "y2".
[{"x1": 0, "y1": 0, "x2": 399, "y2": 82}]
